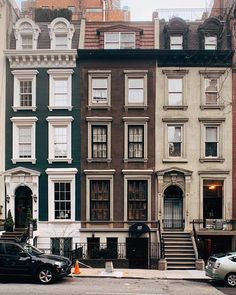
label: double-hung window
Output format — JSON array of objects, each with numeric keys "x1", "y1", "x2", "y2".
[
  {"x1": 47, "y1": 116, "x2": 73, "y2": 163},
  {"x1": 168, "y1": 78, "x2": 183, "y2": 106},
  {"x1": 199, "y1": 118, "x2": 225, "y2": 162},
  {"x1": 168, "y1": 125, "x2": 182, "y2": 157},
  {"x1": 205, "y1": 78, "x2": 219, "y2": 105},
  {"x1": 55, "y1": 35, "x2": 68, "y2": 49},
  {"x1": 127, "y1": 180, "x2": 147, "y2": 221},
  {"x1": 128, "y1": 126, "x2": 144, "y2": 159},
  {"x1": 46, "y1": 168, "x2": 77, "y2": 221},
  {"x1": 48, "y1": 69, "x2": 73, "y2": 110},
  {"x1": 88, "y1": 71, "x2": 111, "y2": 108},
  {"x1": 170, "y1": 35, "x2": 183, "y2": 49},
  {"x1": 124, "y1": 70, "x2": 148, "y2": 108},
  {"x1": 124, "y1": 117, "x2": 148, "y2": 162},
  {"x1": 11, "y1": 116, "x2": 37, "y2": 164},
  {"x1": 92, "y1": 126, "x2": 107, "y2": 158},
  {"x1": 12, "y1": 70, "x2": 38, "y2": 111},
  {"x1": 87, "y1": 117, "x2": 112, "y2": 162},
  {"x1": 205, "y1": 126, "x2": 219, "y2": 158},
  {"x1": 205, "y1": 36, "x2": 217, "y2": 50},
  {"x1": 90, "y1": 180, "x2": 110, "y2": 221},
  {"x1": 104, "y1": 32, "x2": 135, "y2": 49}
]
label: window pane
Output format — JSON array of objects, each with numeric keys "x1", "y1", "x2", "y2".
[
  {"x1": 92, "y1": 126, "x2": 107, "y2": 158},
  {"x1": 55, "y1": 35, "x2": 67, "y2": 49},
  {"x1": 105, "y1": 33, "x2": 119, "y2": 42},
  {"x1": 205, "y1": 143, "x2": 217, "y2": 157},
  {"x1": 92, "y1": 78, "x2": 108, "y2": 102},
  {"x1": 168, "y1": 79, "x2": 182, "y2": 105},
  {"x1": 128, "y1": 180, "x2": 147, "y2": 220},
  {"x1": 205, "y1": 78, "x2": 218, "y2": 104},
  {"x1": 168, "y1": 79, "x2": 182, "y2": 92},
  {"x1": 128, "y1": 78, "x2": 144, "y2": 103},
  {"x1": 206, "y1": 127, "x2": 217, "y2": 142},
  {"x1": 54, "y1": 127, "x2": 68, "y2": 158},
  {"x1": 20, "y1": 80, "x2": 32, "y2": 106},
  {"x1": 22, "y1": 35, "x2": 33, "y2": 49},
  {"x1": 168, "y1": 126, "x2": 182, "y2": 157},
  {"x1": 170, "y1": 36, "x2": 183, "y2": 49},
  {"x1": 205, "y1": 36, "x2": 217, "y2": 50},
  {"x1": 128, "y1": 126, "x2": 144, "y2": 158},
  {"x1": 54, "y1": 182, "x2": 71, "y2": 219},
  {"x1": 19, "y1": 127, "x2": 32, "y2": 158},
  {"x1": 90, "y1": 180, "x2": 110, "y2": 221},
  {"x1": 54, "y1": 79, "x2": 68, "y2": 106}
]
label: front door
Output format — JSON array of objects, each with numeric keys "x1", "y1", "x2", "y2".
[
  {"x1": 15, "y1": 186, "x2": 32, "y2": 228},
  {"x1": 126, "y1": 238, "x2": 149, "y2": 269},
  {"x1": 164, "y1": 186, "x2": 183, "y2": 230}
]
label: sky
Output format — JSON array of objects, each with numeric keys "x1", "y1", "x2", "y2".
[{"x1": 121, "y1": 0, "x2": 213, "y2": 21}]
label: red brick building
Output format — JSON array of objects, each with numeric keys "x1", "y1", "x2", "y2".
[{"x1": 21, "y1": 0, "x2": 130, "y2": 21}]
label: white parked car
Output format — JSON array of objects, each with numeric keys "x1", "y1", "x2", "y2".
[{"x1": 205, "y1": 252, "x2": 236, "y2": 287}]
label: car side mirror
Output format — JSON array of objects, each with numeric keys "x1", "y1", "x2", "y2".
[{"x1": 19, "y1": 251, "x2": 29, "y2": 258}]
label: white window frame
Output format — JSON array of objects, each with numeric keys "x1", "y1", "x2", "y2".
[
  {"x1": 46, "y1": 168, "x2": 77, "y2": 222},
  {"x1": 86, "y1": 117, "x2": 112, "y2": 162},
  {"x1": 88, "y1": 71, "x2": 111, "y2": 109},
  {"x1": 123, "y1": 117, "x2": 148, "y2": 162},
  {"x1": 10, "y1": 116, "x2": 38, "y2": 164},
  {"x1": 162, "y1": 118, "x2": 188, "y2": 163},
  {"x1": 84, "y1": 171, "x2": 115, "y2": 222},
  {"x1": 47, "y1": 69, "x2": 73, "y2": 111},
  {"x1": 124, "y1": 70, "x2": 148, "y2": 109},
  {"x1": 167, "y1": 125, "x2": 183, "y2": 158},
  {"x1": 14, "y1": 18, "x2": 40, "y2": 50},
  {"x1": 46, "y1": 116, "x2": 73, "y2": 163},
  {"x1": 205, "y1": 35, "x2": 217, "y2": 50},
  {"x1": 123, "y1": 171, "x2": 152, "y2": 222},
  {"x1": 162, "y1": 70, "x2": 188, "y2": 110},
  {"x1": 199, "y1": 70, "x2": 225, "y2": 109},
  {"x1": 204, "y1": 125, "x2": 219, "y2": 158},
  {"x1": 104, "y1": 32, "x2": 135, "y2": 49},
  {"x1": 48, "y1": 17, "x2": 75, "y2": 50},
  {"x1": 170, "y1": 35, "x2": 183, "y2": 50},
  {"x1": 199, "y1": 118, "x2": 225, "y2": 162},
  {"x1": 12, "y1": 70, "x2": 38, "y2": 112}
]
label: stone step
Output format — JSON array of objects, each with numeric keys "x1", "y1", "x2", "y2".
[{"x1": 168, "y1": 265, "x2": 196, "y2": 270}]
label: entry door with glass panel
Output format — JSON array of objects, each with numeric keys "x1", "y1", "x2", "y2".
[{"x1": 164, "y1": 186, "x2": 183, "y2": 229}]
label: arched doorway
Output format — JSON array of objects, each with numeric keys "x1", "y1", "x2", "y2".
[
  {"x1": 164, "y1": 186, "x2": 183, "y2": 230},
  {"x1": 15, "y1": 186, "x2": 32, "y2": 228}
]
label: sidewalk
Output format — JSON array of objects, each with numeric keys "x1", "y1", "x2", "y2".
[{"x1": 70, "y1": 267, "x2": 208, "y2": 281}]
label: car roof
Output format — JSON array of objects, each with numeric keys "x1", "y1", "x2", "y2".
[{"x1": 212, "y1": 252, "x2": 236, "y2": 258}]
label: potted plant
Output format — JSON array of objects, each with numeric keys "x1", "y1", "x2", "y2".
[{"x1": 4, "y1": 209, "x2": 14, "y2": 232}]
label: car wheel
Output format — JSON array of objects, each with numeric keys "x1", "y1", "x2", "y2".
[
  {"x1": 37, "y1": 267, "x2": 56, "y2": 284},
  {"x1": 225, "y1": 273, "x2": 236, "y2": 287}
]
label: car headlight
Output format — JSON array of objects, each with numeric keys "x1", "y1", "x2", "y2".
[{"x1": 55, "y1": 261, "x2": 63, "y2": 268}]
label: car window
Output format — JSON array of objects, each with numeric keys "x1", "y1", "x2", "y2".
[
  {"x1": 23, "y1": 244, "x2": 43, "y2": 256},
  {"x1": 229, "y1": 256, "x2": 236, "y2": 263},
  {"x1": 5, "y1": 243, "x2": 23, "y2": 256},
  {"x1": 0, "y1": 243, "x2": 5, "y2": 255}
]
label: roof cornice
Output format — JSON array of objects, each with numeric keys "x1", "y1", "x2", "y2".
[{"x1": 5, "y1": 49, "x2": 77, "y2": 68}]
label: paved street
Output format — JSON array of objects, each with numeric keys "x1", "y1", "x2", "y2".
[{"x1": 0, "y1": 277, "x2": 234, "y2": 295}]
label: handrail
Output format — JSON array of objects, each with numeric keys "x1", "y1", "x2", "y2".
[
  {"x1": 157, "y1": 220, "x2": 164, "y2": 259},
  {"x1": 191, "y1": 219, "x2": 199, "y2": 260}
]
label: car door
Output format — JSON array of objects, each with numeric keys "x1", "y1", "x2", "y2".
[{"x1": 4, "y1": 243, "x2": 32, "y2": 276}]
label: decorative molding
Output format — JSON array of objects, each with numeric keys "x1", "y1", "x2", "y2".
[
  {"x1": 86, "y1": 117, "x2": 113, "y2": 122},
  {"x1": 84, "y1": 169, "x2": 116, "y2": 175},
  {"x1": 198, "y1": 170, "x2": 229, "y2": 175},
  {"x1": 122, "y1": 169, "x2": 153, "y2": 175},
  {"x1": 162, "y1": 117, "x2": 189, "y2": 123},
  {"x1": 5, "y1": 49, "x2": 77, "y2": 68}
]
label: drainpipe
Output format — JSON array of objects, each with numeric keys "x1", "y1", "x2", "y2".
[{"x1": 102, "y1": 0, "x2": 106, "y2": 22}]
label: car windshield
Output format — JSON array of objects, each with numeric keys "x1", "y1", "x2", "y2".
[{"x1": 23, "y1": 244, "x2": 43, "y2": 256}]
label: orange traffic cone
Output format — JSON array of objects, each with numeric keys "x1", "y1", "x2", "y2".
[{"x1": 73, "y1": 259, "x2": 81, "y2": 274}]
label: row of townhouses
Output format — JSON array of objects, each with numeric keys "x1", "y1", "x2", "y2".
[{"x1": 1, "y1": 0, "x2": 236, "y2": 270}]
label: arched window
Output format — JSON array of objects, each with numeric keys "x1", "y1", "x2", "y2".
[
  {"x1": 48, "y1": 17, "x2": 75, "y2": 50},
  {"x1": 14, "y1": 18, "x2": 40, "y2": 50}
]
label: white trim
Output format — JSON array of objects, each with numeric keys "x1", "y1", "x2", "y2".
[
  {"x1": 14, "y1": 18, "x2": 41, "y2": 50},
  {"x1": 48, "y1": 17, "x2": 75, "y2": 50},
  {"x1": 47, "y1": 69, "x2": 74, "y2": 111},
  {"x1": 47, "y1": 168, "x2": 77, "y2": 222},
  {"x1": 46, "y1": 116, "x2": 73, "y2": 163},
  {"x1": 10, "y1": 117, "x2": 37, "y2": 164},
  {"x1": 124, "y1": 174, "x2": 151, "y2": 222},
  {"x1": 12, "y1": 70, "x2": 38, "y2": 111},
  {"x1": 84, "y1": 169, "x2": 116, "y2": 175}
]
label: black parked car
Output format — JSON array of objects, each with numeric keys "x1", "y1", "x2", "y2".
[{"x1": 0, "y1": 240, "x2": 72, "y2": 284}]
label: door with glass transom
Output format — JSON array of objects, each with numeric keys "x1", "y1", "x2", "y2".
[{"x1": 164, "y1": 186, "x2": 183, "y2": 230}]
